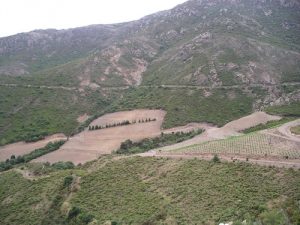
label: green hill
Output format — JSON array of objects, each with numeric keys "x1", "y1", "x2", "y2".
[{"x1": 1, "y1": 157, "x2": 299, "y2": 225}]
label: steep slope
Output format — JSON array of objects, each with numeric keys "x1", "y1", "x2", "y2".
[
  {"x1": 1, "y1": 0, "x2": 299, "y2": 86},
  {"x1": 0, "y1": 25, "x2": 120, "y2": 75}
]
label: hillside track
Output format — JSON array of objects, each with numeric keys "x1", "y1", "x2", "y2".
[
  {"x1": 1, "y1": 82, "x2": 300, "y2": 91},
  {"x1": 138, "y1": 152, "x2": 300, "y2": 169}
]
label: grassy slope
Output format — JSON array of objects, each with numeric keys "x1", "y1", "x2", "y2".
[
  {"x1": 0, "y1": 170, "x2": 68, "y2": 225},
  {"x1": 113, "y1": 87, "x2": 253, "y2": 128},
  {"x1": 1, "y1": 157, "x2": 299, "y2": 225},
  {"x1": 265, "y1": 102, "x2": 300, "y2": 117},
  {"x1": 242, "y1": 117, "x2": 296, "y2": 134},
  {"x1": 0, "y1": 86, "x2": 117, "y2": 145},
  {"x1": 0, "y1": 84, "x2": 253, "y2": 144}
]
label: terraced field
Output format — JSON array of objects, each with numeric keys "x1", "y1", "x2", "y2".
[{"x1": 168, "y1": 132, "x2": 300, "y2": 159}]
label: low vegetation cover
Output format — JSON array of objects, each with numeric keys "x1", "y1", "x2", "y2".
[
  {"x1": 21, "y1": 161, "x2": 75, "y2": 176},
  {"x1": 0, "y1": 85, "x2": 119, "y2": 146},
  {"x1": 112, "y1": 87, "x2": 253, "y2": 128},
  {"x1": 116, "y1": 129, "x2": 203, "y2": 154},
  {"x1": 265, "y1": 102, "x2": 300, "y2": 117},
  {"x1": 0, "y1": 157, "x2": 299, "y2": 225},
  {"x1": 0, "y1": 141, "x2": 65, "y2": 172}
]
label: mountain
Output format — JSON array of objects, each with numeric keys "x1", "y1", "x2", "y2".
[
  {"x1": 0, "y1": 0, "x2": 299, "y2": 144},
  {"x1": 0, "y1": 1, "x2": 300, "y2": 224}
]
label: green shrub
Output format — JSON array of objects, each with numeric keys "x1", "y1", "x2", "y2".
[
  {"x1": 63, "y1": 176, "x2": 74, "y2": 188},
  {"x1": 212, "y1": 154, "x2": 221, "y2": 163},
  {"x1": 52, "y1": 161, "x2": 75, "y2": 170},
  {"x1": 78, "y1": 213, "x2": 94, "y2": 224},
  {"x1": 259, "y1": 209, "x2": 286, "y2": 225},
  {"x1": 116, "y1": 129, "x2": 203, "y2": 154},
  {"x1": 68, "y1": 206, "x2": 81, "y2": 220}
]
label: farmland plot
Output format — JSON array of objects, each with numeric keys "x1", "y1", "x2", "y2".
[{"x1": 171, "y1": 133, "x2": 300, "y2": 159}]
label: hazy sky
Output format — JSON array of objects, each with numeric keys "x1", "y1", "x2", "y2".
[{"x1": 0, "y1": 0, "x2": 188, "y2": 37}]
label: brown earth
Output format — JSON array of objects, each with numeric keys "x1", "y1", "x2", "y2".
[
  {"x1": 0, "y1": 134, "x2": 67, "y2": 161},
  {"x1": 33, "y1": 110, "x2": 207, "y2": 165},
  {"x1": 34, "y1": 110, "x2": 167, "y2": 164}
]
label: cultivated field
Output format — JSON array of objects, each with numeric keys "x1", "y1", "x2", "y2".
[
  {"x1": 0, "y1": 134, "x2": 67, "y2": 161},
  {"x1": 33, "y1": 109, "x2": 207, "y2": 164},
  {"x1": 169, "y1": 132, "x2": 300, "y2": 159},
  {"x1": 150, "y1": 112, "x2": 281, "y2": 152}
]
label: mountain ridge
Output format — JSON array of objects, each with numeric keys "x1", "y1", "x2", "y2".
[{"x1": 0, "y1": 0, "x2": 299, "y2": 144}]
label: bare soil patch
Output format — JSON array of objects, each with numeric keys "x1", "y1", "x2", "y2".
[
  {"x1": 77, "y1": 113, "x2": 90, "y2": 123},
  {"x1": 34, "y1": 110, "x2": 166, "y2": 165},
  {"x1": 0, "y1": 134, "x2": 67, "y2": 161}
]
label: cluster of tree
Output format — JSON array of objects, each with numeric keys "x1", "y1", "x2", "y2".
[
  {"x1": 116, "y1": 129, "x2": 203, "y2": 154},
  {"x1": 0, "y1": 141, "x2": 65, "y2": 172},
  {"x1": 88, "y1": 118, "x2": 157, "y2": 131}
]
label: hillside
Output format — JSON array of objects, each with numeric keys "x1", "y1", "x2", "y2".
[
  {"x1": 1, "y1": 157, "x2": 300, "y2": 225},
  {"x1": 0, "y1": 0, "x2": 299, "y2": 143}
]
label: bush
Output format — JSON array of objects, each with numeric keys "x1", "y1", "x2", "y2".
[
  {"x1": 68, "y1": 206, "x2": 81, "y2": 220},
  {"x1": 52, "y1": 161, "x2": 75, "y2": 170},
  {"x1": 63, "y1": 176, "x2": 74, "y2": 188},
  {"x1": 212, "y1": 154, "x2": 221, "y2": 163},
  {"x1": 259, "y1": 209, "x2": 286, "y2": 225},
  {"x1": 78, "y1": 213, "x2": 94, "y2": 224}
]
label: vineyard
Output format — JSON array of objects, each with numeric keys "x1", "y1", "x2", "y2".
[{"x1": 169, "y1": 133, "x2": 300, "y2": 159}]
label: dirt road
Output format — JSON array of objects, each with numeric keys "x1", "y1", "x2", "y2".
[{"x1": 138, "y1": 152, "x2": 300, "y2": 169}]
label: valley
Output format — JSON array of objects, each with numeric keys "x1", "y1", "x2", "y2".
[{"x1": 0, "y1": 0, "x2": 300, "y2": 224}]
